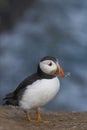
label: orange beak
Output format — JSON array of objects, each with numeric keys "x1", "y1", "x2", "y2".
[{"x1": 57, "y1": 64, "x2": 65, "y2": 78}]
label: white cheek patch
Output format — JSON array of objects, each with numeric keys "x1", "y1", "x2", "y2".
[
  {"x1": 40, "y1": 62, "x2": 51, "y2": 74},
  {"x1": 39, "y1": 60, "x2": 57, "y2": 75}
]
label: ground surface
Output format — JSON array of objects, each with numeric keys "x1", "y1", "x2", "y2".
[{"x1": 0, "y1": 106, "x2": 87, "y2": 130}]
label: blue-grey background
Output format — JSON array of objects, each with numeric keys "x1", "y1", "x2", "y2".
[{"x1": 0, "y1": 0, "x2": 87, "y2": 111}]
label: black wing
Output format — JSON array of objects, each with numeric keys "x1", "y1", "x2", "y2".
[{"x1": 3, "y1": 73, "x2": 40, "y2": 105}]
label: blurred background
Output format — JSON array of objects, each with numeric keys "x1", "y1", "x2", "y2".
[{"x1": 0, "y1": 0, "x2": 87, "y2": 111}]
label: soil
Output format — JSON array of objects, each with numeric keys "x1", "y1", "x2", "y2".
[{"x1": 0, "y1": 106, "x2": 87, "y2": 130}]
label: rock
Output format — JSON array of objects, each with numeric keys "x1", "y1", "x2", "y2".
[
  {"x1": 0, "y1": 0, "x2": 35, "y2": 32},
  {"x1": 0, "y1": 106, "x2": 87, "y2": 130}
]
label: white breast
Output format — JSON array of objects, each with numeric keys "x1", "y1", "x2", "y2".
[{"x1": 19, "y1": 77, "x2": 60, "y2": 110}]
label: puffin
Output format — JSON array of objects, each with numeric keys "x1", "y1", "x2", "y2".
[{"x1": 3, "y1": 56, "x2": 65, "y2": 123}]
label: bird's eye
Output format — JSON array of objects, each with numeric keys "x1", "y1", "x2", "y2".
[{"x1": 48, "y1": 62, "x2": 52, "y2": 66}]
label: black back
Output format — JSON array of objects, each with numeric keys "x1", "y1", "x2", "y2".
[
  {"x1": 3, "y1": 72, "x2": 56, "y2": 105},
  {"x1": 3, "y1": 56, "x2": 57, "y2": 106}
]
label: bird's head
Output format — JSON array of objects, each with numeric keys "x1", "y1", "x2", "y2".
[{"x1": 37, "y1": 56, "x2": 65, "y2": 78}]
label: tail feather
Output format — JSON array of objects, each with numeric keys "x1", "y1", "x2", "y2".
[
  {"x1": 3, "y1": 92, "x2": 14, "y2": 100},
  {"x1": 3, "y1": 92, "x2": 18, "y2": 106}
]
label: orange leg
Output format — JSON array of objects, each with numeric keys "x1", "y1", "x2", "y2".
[
  {"x1": 36, "y1": 111, "x2": 49, "y2": 123},
  {"x1": 36, "y1": 111, "x2": 42, "y2": 122},
  {"x1": 25, "y1": 111, "x2": 49, "y2": 123},
  {"x1": 25, "y1": 111, "x2": 36, "y2": 122}
]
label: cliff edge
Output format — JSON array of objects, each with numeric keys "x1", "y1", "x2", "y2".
[{"x1": 0, "y1": 106, "x2": 87, "y2": 130}]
